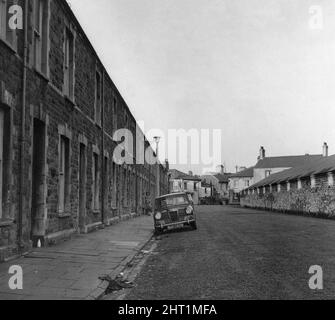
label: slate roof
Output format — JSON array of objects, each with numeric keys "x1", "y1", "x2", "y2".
[
  {"x1": 214, "y1": 174, "x2": 230, "y2": 183},
  {"x1": 254, "y1": 154, "x2": 323, "y2": 169},
  {"x1": 202, "y1": 182, "x2": 212, "y2": 188},
  {"x1": 249, "y1": 154, "x2": 335, "y2": 188},
  {"x1": 169, "y1": 169, "x2": 201, "y2": 181},
  {"x1": 182, "y1": 175, "x2": 202, "y2": 182},
  {"x1": 230, "y1": 167, "x2": 254, "y2": 178},
  {"x1": 169, "y1": 169, "x2": 188, "y2": 180}
]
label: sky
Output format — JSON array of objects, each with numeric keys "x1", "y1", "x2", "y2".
[{"x1": 69, "y1": 0, "x2": 335, "y2": 174}]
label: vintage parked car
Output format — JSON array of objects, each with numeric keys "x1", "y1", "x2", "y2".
[{"x1": 153, "y1": 192, "x2": 197, "y2": 234}]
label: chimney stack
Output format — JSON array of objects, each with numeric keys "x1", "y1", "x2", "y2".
[
  {"x1": 165, "y1": 159, "x2": 169, "y2": 171},
  {"x1": 323, "y1": 142, "x2": 329, "y2": 157},
  {"x1": 259, "y1": 146, "x2": 266, "y2": 160},
  {"x1": 188, "y1": 171, "x2": 193, "y2": 176}
]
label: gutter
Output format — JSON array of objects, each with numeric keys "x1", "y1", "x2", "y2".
[{"x1": 18, "y1": 0, "x2": 29, "y2": 250}]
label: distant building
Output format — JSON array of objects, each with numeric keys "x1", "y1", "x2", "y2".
[
  {"x1": 253, "y1": 146, "x2": 324, "y2": 184},
  {"x1": 241, "y1": 152, "x2": 335, "y2": 218},
  {"x1": 228, "y1": 144, "x2": 328, "y2": 204},
  {"x1": 199, "y1": 182, "x2": 213, "y2": 199},
  {"x1": 202, "y1": 172, "x2": 230, "y2": 203},
  {"x1": 169, "y1": 169, "x2": 202, "y2": 204},
  {"x1": 229, "y1": 167, "x2": 254, "y2": 193}
]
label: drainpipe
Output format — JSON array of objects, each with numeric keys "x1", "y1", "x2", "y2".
[{"x1": 18, "y1": 0, "x2": 29, "y2": 251}]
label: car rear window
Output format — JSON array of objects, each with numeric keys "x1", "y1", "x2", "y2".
[{"x1": 156, "y1": 195, "x2": 188, "y2": 209}]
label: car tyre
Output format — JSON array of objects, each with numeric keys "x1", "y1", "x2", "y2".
[
  {"x1": 190, "y1": 221, "x2": 197, "y2": 230},
  {"x1": 154, "y1": 228, "x2": 162, "y2": 236}
]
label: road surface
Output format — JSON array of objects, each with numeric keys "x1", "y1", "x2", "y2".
[{"x1": 124, "y1": 205, "x2": 335, "y2": 300}]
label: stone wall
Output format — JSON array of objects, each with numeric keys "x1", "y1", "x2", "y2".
[{"x1": 241, "y1": 174, "x2": 335, "y2": 219}]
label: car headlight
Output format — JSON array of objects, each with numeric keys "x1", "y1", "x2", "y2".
[
  {"x1": 155, "y1": 212, "x2": 162, "y2": 220},
  {"x1": 186, "y1": 206, "x2": 193, "y2": 215}
]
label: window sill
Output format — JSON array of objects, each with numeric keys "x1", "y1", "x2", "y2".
[
  {"x1": 64, "y1": 94, "x2": 76, "y2": 106},
  {"x1": 0, "y1": 219, "x2": 15, "y2": 227},
  {"x1": 58, "y1": 213, "x2": 71, "y2": 219},
  {"x1": 95, "y1": 122, "x2": 102, "y2": 129},
  {"x1": 0, "y1": 38, "x2": 17, "y2": 54},
  {"x1": 34, "y1": 68, "x2": 50, "y2": 83},
  {"x1": 93, "y1": 210, "x2": 101, "y2": 215}
]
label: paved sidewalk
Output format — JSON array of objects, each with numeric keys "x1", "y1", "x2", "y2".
[{"x1": 0, "y1": 215, "x2": 153, "y2": 300}]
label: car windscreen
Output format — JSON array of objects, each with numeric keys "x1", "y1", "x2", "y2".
[{"x1": 156, "y1": 196, "x2": 188, "y2": 209}]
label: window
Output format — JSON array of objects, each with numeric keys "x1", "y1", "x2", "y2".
[
  {"x1": 245, "y1": 180, "x2": 250, "y2": 187},
  {"x1": 124, "y1": 111, "x2": 128, "y2": 128},
  {"x1": 64, "y1": 27, "x2": 74, "y2": 99},
  {"x1": 123, "y1": 168, "x2": 127, "y2": 207},
  {"x1": 265, "y1": 170, "x2": 272, "y2": 178},
  {"x1": 0, "y1": 108, "x2": 4, "y2": 219},
  {"x1": 33, "y1": 0, "x2": 49, "y2": 75},
  {"x1": 95, "y1": 71, "x2": 102, "y2": 125},
  {"x1": 328, "y1": 173, "x2": 334, "y2": 187},
  {"x1": 311, "y1": 175, "x2": 316, "y2": 188},
  {"x1": 0, "y1": 0, "x2": 18, "y2": 50},
  {"x1": 92, "y1": 152, "x2": 100, "y2": 211},
  {"x1": 156, "y1": 195, "x2": 188, "y2": 209},
  {"x1": 59, "y1": 136, "x2": 70, "y2": 213},
  {"x1": 112, "y1": 161, "x2": 116, "y2": 207},
  {"x1": 297, "y1": 179, "x2": 302, "y2": 190},
  {"x1": 113, "y1": 96, "x2": 117, "y2": 130},
  {"x1": 277, "y1": 184, "x2": 281, "y2": 192},
  {"x1": 103, "y1": 156, "x2": 108, "y2": 208}
]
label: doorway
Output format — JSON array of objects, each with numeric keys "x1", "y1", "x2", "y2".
[
  {"x1": 0, "y1": 109, "x2": 4, "y2": 219},
  {"x1": 31, "y1": 119, "x2": 46, "y2": 247},
  {"x1": 79, "y1": 143, "x2": 87, "y2": 233}
]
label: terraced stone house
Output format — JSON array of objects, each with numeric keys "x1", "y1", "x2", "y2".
[{"x1": 0, "y1": 0, "x2": 169, "y2": 261}]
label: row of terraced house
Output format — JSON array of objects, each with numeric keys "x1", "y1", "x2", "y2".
[
  {"x1": 240, "y1": 144, "x2": 335, "y2": 218},
  {"x1": 0, "y1": 0, "x2": 169, "y2": 261}
]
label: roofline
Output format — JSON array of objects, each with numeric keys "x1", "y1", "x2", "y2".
[
  {"x1": 246, "y1": 168, "x2": 335, "y2": 190},
  {"x1": 58, "y1": 0, "x2": 162, "y2": 161},
  {"x1": 156, "y1": 192, "x2": 188, "y2": 199}
]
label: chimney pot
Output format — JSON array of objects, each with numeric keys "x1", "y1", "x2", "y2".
[
  {"x1": 220, "y1": 165, "x2": 225, "y2": 175},
  {"x1": 323, "y1": 142, "x2": 329, "y2": 157},
  {"x1": 259, "y1": 146, "x2": 266, "y2": 160}
]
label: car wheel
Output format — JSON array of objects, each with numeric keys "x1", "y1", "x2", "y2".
[
  {"x1": 190, "y1": 221, "x2": 197, "y2": 230},
  {"x1": 154, "y1": 228, "x2": 162, "y2": 236}
]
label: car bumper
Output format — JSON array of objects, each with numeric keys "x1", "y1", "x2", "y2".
[{"x1": 155, "y1": 217, "x2": 196, "y2": 230}]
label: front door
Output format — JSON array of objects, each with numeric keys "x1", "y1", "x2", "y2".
[
  {"x1": 0, "y1": 109, "x2": 4, "y2": 219},
  {"x1": 31, "y1": 119, "x2": 46, "y2": 246},
  {"x1": 79, "y1": 143, "x2": 86, "y2": 232}
]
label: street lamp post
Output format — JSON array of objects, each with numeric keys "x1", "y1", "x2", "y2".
[{"x1": 153, "y1": 136, "x2": 161, "y2": 198}]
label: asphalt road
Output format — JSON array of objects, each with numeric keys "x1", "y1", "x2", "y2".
[{"x1": 125, "y1": 205, "x2": 335, "y2": 300}]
